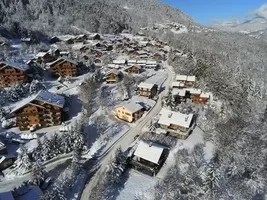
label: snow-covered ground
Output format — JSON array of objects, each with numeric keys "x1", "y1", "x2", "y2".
[{"x1": 115, "y1": 127, "x2": 214, "y2": 200}]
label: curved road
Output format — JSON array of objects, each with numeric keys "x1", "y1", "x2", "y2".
[{"x1": 80, "y1": 63, "x2": 174, "y2": 200}]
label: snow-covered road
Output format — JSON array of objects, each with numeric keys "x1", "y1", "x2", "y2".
[{"x1": 80, "y1": 63, "x2": 174, "y2": 200}]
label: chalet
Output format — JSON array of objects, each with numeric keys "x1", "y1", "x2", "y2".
[
  {"x1": 105, "y1": 70, "x2": 121, "y2": 83},
  {"x1": 145, "y1": 60, "x2": 158, "y2": 69},
  {"x1": 0, "y1": 61, "x2": 30, "y2": 87},
  {"x1": 57, "y1": 35, "x2": 75, "y2": 44},
  {"x1": 74, "y1": 34, "x2": 88, "y2": 43},
  {"x1": 48, "y1": 57, "x2": 78, "y2": 77},
  {"x1": 172, "y1": 89, "x2": 186, "y2": 103},
  {"x1": 176, "y1": 75, "x2": 187, "y2": 83},
  {"x1": 158, "y1": 108, "x2": 194, "y2": 140},
  {"x1": 137, "y1": 82, "x2": 157, "y2": 98},
  {"x1": 89, "y1": 33, "x2": 101, "y2": 40},
  {"x1": 136, "y1": 60, "x2": 147, "y2": 67},
  {"x1": 113, "y1": 60, "x2": 127, "y2": 65},
  {"x1": 50, "y1": 36, "x2": 61, "y2": 44},
  {"x1": 131, "y1": 141, "x2": 169, "y2": 176},
  {"x1": 187, "y1": 88, "x2": 202, "y2": 103},
  {"x1": 197, "y1": 92, "x2": 210, "y2": 104},
  {"x1": 172, "y1": 81, "x2": 185, "y2": 89},
  {"x1": 185, "y1": 76, "x2": 196, "y2": 87},
  {"x1": 115, "y1": 102, "x2": 144, "y2": 123},
  {"x1": 125, "y1": 65, "x2": 141, "y2": 74},
  {"x1": 153, "y1": 52, "x2": 165, "y2": 61},
  {"x1": 127, "y1": 60, "x2": 137, "y2": 66},
  {"x1": 11, "y1": 90, "x2": 65, "y2": 131},
  {"x1": 36, "y1": 52, "x2": 55, "y2": 63}
]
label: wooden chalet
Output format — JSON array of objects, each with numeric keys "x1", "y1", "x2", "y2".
[
  {"x1": 158, "y1": 108, "x2": 194, "y2": 140},
  {"x1": 115, "y1": 102, "x2": 144, "y2": 123},
  {"x1": 0, "y1": 61, "x2": 30, "y2": 87},
  {"x1": 131, "y1": 141, "x2": 169, "y2": 176},
  {"x1": 137, "y1": 82, "x2": 157, "y2": 98},
  {"x1": 88, "y1": 33, "x2": 101, "y2": 40},
  {"x1": 105, "y1": 70, "x2": 121, "y2": 83},
  {"x1": 185, "y1": 76, "x2": 196, "y2": 87},
  {"x1": 36, "y1": 52, "x2": 55, "y2": 63},
  {"x1": 187, "y1": 88, "x2": 202, "y2": 104},
  {"x1": 124, "y1": 65, "x2": 141, "y2": 74},
  {"x1": 11, "y1": 90, "x2": 65, "y2": 131},
  {"x1": 172, "y1": 89, "x2": 186, "y2": 103},
  {"x1": 48, "y1": 57, "x2": 78, "y2": 77}
]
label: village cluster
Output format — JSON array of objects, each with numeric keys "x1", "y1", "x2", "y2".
[{"x1": 0, "y1": 29, "x2": 212, "y2": 195}]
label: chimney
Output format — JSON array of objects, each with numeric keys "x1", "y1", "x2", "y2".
[
  {"x1": 185, "y1": 116, "x2": 189, "y2": 122},
  {"x1": 168, "y1": 113, "x2": 172, "y2": 118}
]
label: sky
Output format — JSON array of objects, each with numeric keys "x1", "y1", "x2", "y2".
[{"x1": 160, "y1": 0, "x2": 267, "y2": 24}]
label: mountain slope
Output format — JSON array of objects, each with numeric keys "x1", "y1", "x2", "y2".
[{"x1": 0, "y1": 0, "x2": 195, "y2": 38}]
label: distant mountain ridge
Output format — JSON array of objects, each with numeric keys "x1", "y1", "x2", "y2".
[{"x1": 0, "y1": 0, "x2": 196, "y2": 39}]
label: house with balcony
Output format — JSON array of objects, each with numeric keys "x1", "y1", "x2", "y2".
[
  {"x1": 158, "y1": 108, "x2": 194, "y2": 140},
  {"x1": 48, "y1": 57, "x2": 78, "y2": 77},
  {"x1": 137, "y1": 82, "x2": 158, "y2": 98},
  {"x1": 0, "y1": 61, "x2": 30, "y2": 87},
  {"x1": 11, "y1": 90, "x2": 65, "y2": 131},
  {"x1": 105, "y1": 69, "x2": 122, "y2": 83}
]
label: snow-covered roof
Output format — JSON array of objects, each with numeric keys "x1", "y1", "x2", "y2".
[
  {"x1": 158, "y1": 108, "x2": 193, "y2": 128},
  {"x1": 200, "y1": 92, "x2": 210, "y2": 98},
  {"x1": 107, "y1": 69, "x2": 120, "y2": 75},
  {"x1": 137, "y1": 60, "x2": 147, "y2": 64},
  {"x1": 11, "y1": 90, "x2": 65, "y2": 113},
  {"x1": 128, "y1": 60, "x2": 137, "y2": 64},
  {"x1": 0, "y1": 61, "x2": 30, "y2": 72},
  {"x1": 176, "y1": 75, "x2": 187, "y2": 81},
  {"x1": 134, "y1": 141, "x2": 165, "y2": 165},
  {"x1": 57, "y1": 35, "x2": 75, "y2": 41},
  {"x1": 48, "y1": 57, "x2": 77, "y2": 66},
  {"x1": 146, "y1": 60, "x2": 157, "y2": 65},
  {"x1": 113, "y1": 60, "x2": 126, "y2": 65},
  {"x1": 0, "y1": 192, "x2": 14, "y2": 200},
  {"x1": 172, "y1": 81, "x2": 185, "y2": 88},
  {"x1": 172, "y1": 89, "x2": 186, "y2": 97},
  {"x1": 138, "y1": 82, "x2": 155, "y2": 89},
  {"x1": 107, "y1": 64, "x2": 120, "y2": 69},
  {"x1": 187, "y1": 76, "x2": 196, "y2": 82},
  {"x1": 186, "y1": 88, "x2": 202, "y2": 95},
  {"x1": 119, "y1": 102, "x2": 143, "y2": 113},
  {"x1": 125, "y1": 65, "x2": 141, "y2": 70},
  {"x1": 36, "y1": 52, "x2": 48, "y2": 58}
]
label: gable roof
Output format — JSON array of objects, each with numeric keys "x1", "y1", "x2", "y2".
[
  {"x1": 48, "y1": 57, "x2": 78, "y2": 67},
  {"x1": 11, "y1": 90, "x2": 65, "y2": 113},
  {"x1": 138, "y1": 82, "x2": 155, "y2": 90},
  {"x1": 158, "y1": 108, "x2": 193, "y2": 128},
  {"x1": 118, "y1": 102, "x2": 143, "y2": 113},
  {"x1": 134, "y1": 141, "x2": 165, "y2": 165},
  {"x1": 0, "y1": 61, "x2": 29, "y2": 72},
  {"x1": 36, "y1": 52, "x2": 48, "y2": 58}
]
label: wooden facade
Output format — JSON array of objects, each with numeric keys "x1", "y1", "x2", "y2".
[
  {"x1": 125, "y1": 65, "x2": 141, "y2": 74},
  {"x1": 137, "y1": 83, "x2": 157, "y2": 98},
  {"x1": 49, "y1": 58, "x2": 78, "y2": 77},
  {"x1": 105, "y1": 71, "x2": 120, "y2": 83},
  {"x1": 13, "y1": 101, "x2": 64, "y2": 131},
  {"x1": 0, "y1": 63, "x2": 29, "y2": 87}
]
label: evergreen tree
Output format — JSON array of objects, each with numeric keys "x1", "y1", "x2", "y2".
[
  {"x1": 41, "y1": 136, "x2": 50, "y2": 161},
  {"x1": 31, "y1": 160, "x2": 46, "y2": 185},
  {"x1": 32, "y1": 136, "x2": 42, "y2": 161},
  {"x1": 14, "y1": 145, "x2": 32, "y2": 174}
]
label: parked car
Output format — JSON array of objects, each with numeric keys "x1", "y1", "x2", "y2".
[{"x1": 41, "y1": 177, "x2": 54, "y2": 190}]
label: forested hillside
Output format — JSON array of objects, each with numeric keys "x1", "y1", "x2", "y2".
[{"x1": 0, "y1": 0, "x2": 194, "y2": 39}]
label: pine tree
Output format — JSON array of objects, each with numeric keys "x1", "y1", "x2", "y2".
[
  {"x1": 71, "y1": 121, "x2": 86, "y2": 151},
  {"x1": 32, "y1": 136, "x2": 42, "y2": 161},
  {"x1": 71, "y1": 145, "x2": 81, "y2": 177},
  {"x1": 31, "y1": 160, "x2": 46, "y2": 185},
  {"x1": 41, "y1": 136, "x2": 50, "y2": 161},
  {"x1": 15, "y1": 145, "x2": 32, "y2": 174}
]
